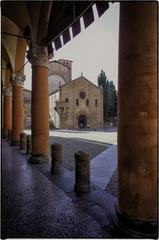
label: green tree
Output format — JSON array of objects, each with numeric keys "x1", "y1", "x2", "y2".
[
  {"x1": 98, "y1": 70, "x2": 108, "y2": 122},
  {"x1": 107, "y1": 81, "x2": 117, "y2": 118},
  {"x1": 97, "y1": 70, "x2": 117, "y2": 124}
]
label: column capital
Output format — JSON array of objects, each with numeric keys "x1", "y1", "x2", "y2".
[
  {"x1": 26, "y1": 44, "x2": 49, "y2": 68},
  {"x1": 11, "y1": 73, "x2": 26, "y2": 87},
  {"x1": 3, "y1": 86, "x2": 12, "y2": 96}
]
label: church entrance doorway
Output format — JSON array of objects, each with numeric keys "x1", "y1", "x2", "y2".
[{"x1": 78, "y1": 115, "x2": 87, "y2": 128}]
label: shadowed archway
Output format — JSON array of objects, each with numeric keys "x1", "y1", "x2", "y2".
[{"x1": 78, "y1": 114, "x2": 87, "y2": 128}]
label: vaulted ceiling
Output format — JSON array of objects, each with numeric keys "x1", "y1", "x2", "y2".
[{"x1": 1, "y1": 1, "x2": 110, "y2": 87}]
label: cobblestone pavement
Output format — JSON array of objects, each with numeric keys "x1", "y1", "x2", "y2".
[
  {"x1": 2, "y1": 140, "x2": 115, "y2": 238},
  {"x1": 50, "y1": 128, "x2": 117, "y2": 145},
  {"x1": 105, "y1": 168, "x2": 118, "y2": 198},
  {"x1": 25, "y1": 128, "x2": 117, "y2": 145}
]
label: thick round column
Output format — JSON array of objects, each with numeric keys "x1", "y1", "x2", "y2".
[
  {"x1": 3, "y1": 87, "x2": 12, "y2": 139},
  {"x1": 27, "y1": 45, "x2": 50, "y2": 163},
  {"x1": 11, "y1": 74, "x2": 25, "y2": 146},
  {"x1": 113, "y1": 2, "x2": 157, "y2": 238}
]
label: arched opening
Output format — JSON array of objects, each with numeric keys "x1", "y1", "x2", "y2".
[{"x1": 78, "y1": 114, "x2": 87, "y2": 128}]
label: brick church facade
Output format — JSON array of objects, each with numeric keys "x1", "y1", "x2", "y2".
[{"x1": 54, "y1": 75, "x2": 103, "y2": 129}]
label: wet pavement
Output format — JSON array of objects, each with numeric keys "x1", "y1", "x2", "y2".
[
  {"x1": 25, "y1": 128, "x2": 117, "y2": 145},
  {"x1": 2, "y1": 139, "x2": 117, "y2": 238},
  {"x1": 90, "y1": 144, "x2": 117, "y2": 190},
  {"x1": 49, "y1": 136, "x2": 109, "y2": 171}
]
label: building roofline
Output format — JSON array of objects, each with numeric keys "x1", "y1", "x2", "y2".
[{"x1": 60, "y1": 76, "x2": 99, "y2": 90}]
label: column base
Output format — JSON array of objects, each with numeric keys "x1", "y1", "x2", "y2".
[
  {"x1": 111, "y1": 205, "x2": 158, "y2": 238},
  {"x1": 11, "y1": 140, "x2": 20, "y2": 146},
  {"x1": 29, "y1": 153, "x2": 50, "y2": 164},
  {"x1": 74, "y1": 184, "x2": 90, "y2": 193},
  {"x1": 2, "y1": 134, "x2": 7, "y2": 139}
]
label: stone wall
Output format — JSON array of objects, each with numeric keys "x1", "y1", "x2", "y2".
[{"x1": 58, "y1": 76, "x2": 103, "y2": 129}]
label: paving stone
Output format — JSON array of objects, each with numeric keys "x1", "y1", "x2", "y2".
[
  {"x1": 105, "y1": 168, "x2": 118, "y2": 197},
  {"x1": 2, "y1": 140, "x2": 113, "y2": 238},
  {"x1": 90, "y1": 144, "x2": 117, "y2": 190}
]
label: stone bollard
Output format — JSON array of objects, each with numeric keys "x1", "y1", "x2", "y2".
[
  {"x1": 51, "y1": 143, "x2": 62, "y2": 174},
  {"x1": 26, "y1": 135, "x2": 32, "y2": 154},
  {"x1": 20, "y1": 132, "x2": 26, "y2": 150},
  {"x1": 8, "y1": 129, "x2": 12, "y2": 142},
  {"x1": 74, "y1": 151, "x2": 90, "y2": 193}
]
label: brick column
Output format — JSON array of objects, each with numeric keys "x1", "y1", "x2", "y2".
[
  {"x1": 11, "y1": 74, "x2": 25, "y2": 146},
  {"x1": 27, "y1": 44, "x2": 50, "y2": 163},
  {"x1": 112, "y1": 2, "x2": 157, "y2": 238},
  {"x1": 3, "y1": 87, "x2": 12, "y2": 138}
]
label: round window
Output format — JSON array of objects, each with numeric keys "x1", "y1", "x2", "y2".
[{"x1": 79, "y1": 91, "x2": 86, "y2": 99}]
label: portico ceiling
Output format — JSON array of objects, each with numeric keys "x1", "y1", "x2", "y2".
[
  {"x1": 2, "y1": 1, "x2": 110, "y2": 53},
  {"x1": 46, "y1": 1, "x2": 110, "y2": 50}
]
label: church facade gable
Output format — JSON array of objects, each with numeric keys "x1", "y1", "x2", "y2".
[{"x1": 55, "y1": 76, "x2": 103, "y2": 129}]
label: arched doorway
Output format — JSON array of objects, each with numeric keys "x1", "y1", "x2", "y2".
[{"x1": 78, "y1": 114, "x2": 87, "y2": 128}]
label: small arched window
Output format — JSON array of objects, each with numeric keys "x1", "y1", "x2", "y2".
[
  {"x1": 95, "y1": 99, "x2": 98, "y2": 107},
  {"x1": 76, "y1": 98, "x2": 79, "y2": 106},
  {"x1": 65, "y1": 98, "x2": 69, "y2": 103},
  {"x1": 86, "y1": 99, "x2": 89, "y2": 107}
]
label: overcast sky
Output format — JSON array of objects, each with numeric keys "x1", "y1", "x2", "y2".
[{"x1": 24, "y1": 3, "x2": 119, "y2": 90}]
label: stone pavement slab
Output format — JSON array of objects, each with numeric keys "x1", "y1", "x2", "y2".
[
  {"x1": 90, "y1": 144, "x2": 117, "y2": 190},
  {"x1": 2, "y1": 140, "x2": 116, "y2": 238},
  {"x1": 24, "y1": 129, "x2": 117, "y2": 145}
]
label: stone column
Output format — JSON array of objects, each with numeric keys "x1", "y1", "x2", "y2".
[
  {"x1": 27, "y1": 44, "x2": 50, "y2": 163},
  {"x1": 113, "y1": 2, "x2": 157, "y2": 238},
  {"x1": 11, "y1": 74, "x2": 25, "y2": 146},
  {"x1": 3, "y1": 87, "x2": 12, "y2": 138}
]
